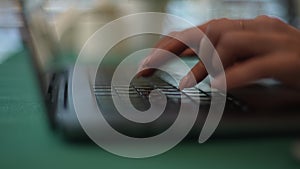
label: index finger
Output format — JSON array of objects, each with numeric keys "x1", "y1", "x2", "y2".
[{"x1": 137, "y1": 21, "x2": 211, "y2": 77}]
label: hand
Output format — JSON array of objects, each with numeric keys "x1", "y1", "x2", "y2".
[{"x1": 137, "y1": 16, "x2": 300, "y2": 90}]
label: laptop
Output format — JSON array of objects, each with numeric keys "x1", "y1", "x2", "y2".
[{"x1": 19, "y1": 1, "x2": 300, "y2": 142}]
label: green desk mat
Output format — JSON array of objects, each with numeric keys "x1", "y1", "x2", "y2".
[{"x1": 0, "y1": 50, "x2": 299, "y2": 169}]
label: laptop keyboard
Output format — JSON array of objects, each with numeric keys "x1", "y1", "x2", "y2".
[
  {"x1": 94, "y1": 76, "x2": 245, "y2": 110},
  {"x1": 92, "y1": 76, "x2": 247, "y2": 138}
]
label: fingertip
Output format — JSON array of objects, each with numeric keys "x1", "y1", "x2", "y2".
[
  {"x1": 211, "y1": 76, "x2": 227, "y2": 91},
  {"x1": 136, "y1": 68, "x2": 156, "y2": 78},
  {"x1": 136, "y1": 55, "x2": 154, "y2": 77},
  {"x1": 180, "y1": 48, "x2": 197, "y2": 56},
  {"x1": 178, "y1": 72, "x2": 197, "y2": 90}
]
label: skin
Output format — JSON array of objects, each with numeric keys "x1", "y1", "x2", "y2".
[{"x1": 137, "y1": 15, "x2": 300, "y2": 90}]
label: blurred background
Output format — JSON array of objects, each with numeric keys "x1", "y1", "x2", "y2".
[
  {"x1": 1, "y1": 0, "x2": 300, "y2": 64},
  {"x1": 1, "y1": 1, "x2": 300, "y2": 168}
]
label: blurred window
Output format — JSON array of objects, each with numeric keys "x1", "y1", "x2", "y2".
[{"x1": 166, "y1": 0, "x2": 290, "y2": 29}]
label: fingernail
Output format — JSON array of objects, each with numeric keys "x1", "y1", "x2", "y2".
[
  {"x1": 179, "y1": 72, "x2": 197, "y2": 90},
  {"x1": 211, "y1": 77, "x2": 226, "y2": 91},
  {"x1": 137, "y1": 56, "x2": 151, "y2": 73},
  {"x1": 140, "y1": 56, "x2": 151, "y2": 67},
  {"x1": 137, "y1": 55, "x2": 151, "y2": 77},
  {"x1": 211, "y1": 79, "x2": 220, "y2": 90}
]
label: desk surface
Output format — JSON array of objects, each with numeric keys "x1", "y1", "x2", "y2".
[{"x1": 0, "y1": 51, "x2": 300, "y2": 169}]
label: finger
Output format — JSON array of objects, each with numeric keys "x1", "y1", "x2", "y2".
[
  {"x1": 138, "y1": 17, "x2": 268, "y2": 78},
  {"x1": 137, "y1": 32, "x2": 184, "y2": 76},
  {"x1": 203, "y1": 16, "x2": 289, "y2": 47},
  {"x1": 252, "y1": 15, "x2": 292, "y2": 33},
  {"x1": 137, "y1": 37, "x2": 189, "y2": 77},
  {"x1": 137, "y1": 34, "x2": 189, "y2": 77},
  {"x1": 179, "y1": 61, "x2": 207, "y2": 90},
  {"x1": 211, "y1": 31, "x2": 279, "y2": 75},
  {"x1": 168, "y1": 18, "x2": 281, "y2": 87},
  {"x1": 197, "y1": 18, "x2": 256, "y2": 72},
  {"x1": 202, "y1": 17, "x2": 284, "y2": 47},
  {"x1": 151, "y1": 32, "x2": 179, "y2": 53},
  {"x1": 204, "y1": 18, "x2": 249, "y2": 46},
  {"x1": 211, "y1": 53, "x2": 280, "y2": 90},
  {"x1": 180, "y1": 48, "x2": 197, "y2": 56},
  {"x1": 137, "y1": 32, "x2": 181, "y2": 77},
  {"x1": 138, "y1": 21, "x2": 212, "y2": 77},
  {"x1": 178, "y1": 34, "x2": 214, "y2": 89},
  {"x1": 262, "y1": 53, "x2": 300, "y2": 89}
]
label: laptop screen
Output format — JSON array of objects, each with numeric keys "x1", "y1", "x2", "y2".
[{"x1": 19, "y1": 0, "x2": 61, "y2": 93}]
